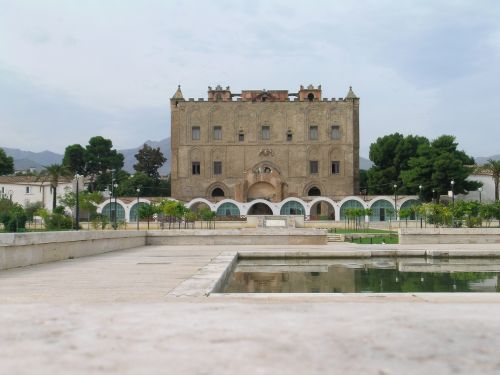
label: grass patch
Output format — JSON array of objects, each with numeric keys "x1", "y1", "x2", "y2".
[
  {"x1": 344, "y1": 236, "x2": 399, "y2": 244},
  {"x1": 329, "y1": 228, "x2": 396, "y2": 234}
]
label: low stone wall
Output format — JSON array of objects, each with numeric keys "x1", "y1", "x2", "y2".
[
  {"x1": 399, "y1": 228, "x2": 500, "y2": 244},
  {"x1": 0, "y1": 229, "x2": 327, "y2": 270},
  {"x1": 0, "y1": 231, "x2": 146, "y2": 270},
  {"x1": 146, "y1": 229, "x2": 327, "y2": 246}
]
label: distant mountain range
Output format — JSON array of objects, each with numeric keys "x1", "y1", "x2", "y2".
[
  {"x1": 1, "y1": 141, "x2": 498, "y2": 174},
  {"x1": 2, "y1": 138, "x2": 172, "y2": 175}
]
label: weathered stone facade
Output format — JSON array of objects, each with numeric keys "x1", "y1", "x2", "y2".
[{"x1": 170, "y1": 84, "x2": 359, "y2": 203}]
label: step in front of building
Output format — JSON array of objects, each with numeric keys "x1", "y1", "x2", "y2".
[{"x1": 327, "y1": 234, "x2": 343, "y2": 242}]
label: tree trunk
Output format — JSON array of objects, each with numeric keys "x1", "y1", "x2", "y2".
[
  {"x1": 52, "y1": 186, "x2": 57, "y2": 211},
  {"x1": 495, "y1": 177, "x2": 499, "y2": 201}
]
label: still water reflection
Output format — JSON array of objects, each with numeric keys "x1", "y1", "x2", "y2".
[{"x1": 222, "y1": 258, "x2": 500, "y2": 293}]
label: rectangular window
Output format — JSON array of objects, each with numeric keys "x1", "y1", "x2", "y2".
[
  {"x1": 310, "y1": 160, "x2": 319, "y2": 174},
  {"x1": 331, "y1": 125, "x2": 341, "y2": 140},
  {"x1": 192, "y1": 162, "x2": 200, "y2": 175},
  {"x1": 213, "y1": 161, "x2": 222, "y2": 175},
  {"x1": 192, "y1": 126, "x2": 200, "y2": 140},
  {"x1": 213, "y1": 126, "x2": 222, "y2": 140},
  {"x1": 1, "y1": 187, "x2": 4, "y2": 194},
  {"x1": 261, "y1": 125, "x2": 270, "y2": 140},
  {"x1": 309, "y1": 125, "x2": 318, "y2": 140},
  {"x1": 331, "y1": 161, "x2": 340, "y2": 174},
  {"x1": 26, "y1": 186, "x2": 31, "y2": 194},
  {"x1": 239, "y1": 133, "x2": 245, "y2": 142},
  {"x1": 286, "y1": 132, "x2": 293, "y2": 142}
]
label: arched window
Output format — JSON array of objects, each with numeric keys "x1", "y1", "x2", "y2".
[
  {"x1": 211, "y1": 188, "x2": 225, "y2": 197},
  {"x1": 101, "y1": 202, "x2": 126, "y2": 223},
  {"x1": 340, "y1": 200, "x2": 364, "y2": 220},
  {"x1": 308, "y1": 187, "x2": 321, "y2": 196},
  {"x1": 280, "y1": 201, "x2": 305, "y2": 215},
  {"x1": 130, "y1": 202, "x2": 150, "y2": 222},
  {"x1": 370, "y1": 200, "x2": 395, "y2": 222},
  {"x1": 216, "y1": 202, "x2": 240, "y2": 216}
]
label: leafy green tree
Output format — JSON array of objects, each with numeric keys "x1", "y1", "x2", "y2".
[
  {"x1": 24, "y1": 201, "x2": 44, "y2": 222},
  {"x1": 138, "y1": 203, "x2": 158, "y2": 229},
  {"x1": 62, "y1": 144, "x2": 86, "y2": 175},
  {"x1": 480, "y1": 159, "x2": 500, "y2": 201},
  {"x1": 0, "y1": 202, "x2": 27, "y2": 232},
  {"x1": 0, "y1": 147, "x2": 14, "y2": 175},
  {"x1": 366, "y1": 133, "x2": 429, "y2": 194},
  {"x1": 85, "y1": 136, "x2": 124, "y2": 191},
  {"x1": 116, "y1": 173, "x2": 154, "y2": 196},
  {"x1": 400, "y1": 135, "x2": 481, "y2": 201},
  {"x1": 134, "y1": 144, "x2": 167, "y2": 182},
  {"x1": 37, "y1": 164, "x2": 71, "y2": 210}
]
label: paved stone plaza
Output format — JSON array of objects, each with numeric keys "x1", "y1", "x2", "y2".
[{"x1": 2, "y1": 243, "x2": 500, "y2": 374}]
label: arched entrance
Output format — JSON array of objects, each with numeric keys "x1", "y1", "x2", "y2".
[
  {"x1": 190, "y1": 201, "x2": 211, "y2": 213},
  {"x1": 248, "y1": 202, "x2": 273, "y2": 215},
  {"x1": 247, "y1": 182, "x2": 276, "y2": 201},
  {"x1": 310, "y1": 200, "x2": 335, "y2": 219}
]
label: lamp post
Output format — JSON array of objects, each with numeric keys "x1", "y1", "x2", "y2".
[
  {"x1": 478, "y1": 187, "x2": 483, "y2": 203},
  {"x1": 419, "y1": 185, "x2": 423, "y2": 202},
  {"x1": 136, "y1": 187, "x2": 140, "y2": 230},
  {"x1": 451, "y1": 179, "x2": 455, "y2": 205},
  {"x1": 8, "y1": 189, "x2": 13, "y2": 202},
  {"x1": 393, "y1": 184, "x2": 398, "y2": 221},
  {"x1": 432, "y1": 188, "x2": 436, "y2": 204},
  {"x1": 113, "y1": 183, "x2": 118, "y2": 230},
  {"x1": 75, "y1": 174, "x2": 80, "y2": 231}
]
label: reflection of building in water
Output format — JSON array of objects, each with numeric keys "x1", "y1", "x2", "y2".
[{"x1": 224, "y1": 266, "x2": 358, "y2": 293}]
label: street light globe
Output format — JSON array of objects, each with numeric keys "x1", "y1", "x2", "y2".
[
  {"x1": 136, "y1": 188, "x2": 140, "y2": 193},
  {"x1": 478, "y1": 187, "x2": 483, "y2": 192},
  {"x1": 419, "y1": 185, "x2": 423, "y2": 190},
  {"x1": 451, "y1": 180, "x2": 455, "y2": 186}
]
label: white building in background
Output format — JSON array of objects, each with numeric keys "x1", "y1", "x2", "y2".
[
  {"x1": 458, "y1": 172, "x2": 496, "y2": 203},
  {"x1": 0, "y1": 176, "x2": 73, "y2": 211}
]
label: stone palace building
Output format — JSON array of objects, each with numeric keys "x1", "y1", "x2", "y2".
[{"x1": 170, "y1": 84, "x2": 360, "y2": 215}]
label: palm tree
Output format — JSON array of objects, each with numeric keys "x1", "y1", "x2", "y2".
[
  {"x1": 482, "y1": 159, "x2": 500, "y2": 201},
  {"x1": 38, "y1": 164, "x2": 71, "y2": 210}
]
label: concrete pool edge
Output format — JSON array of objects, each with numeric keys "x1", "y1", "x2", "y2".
[{"x1": 167, "y1": 248, "x2": 500, "y2": 298}]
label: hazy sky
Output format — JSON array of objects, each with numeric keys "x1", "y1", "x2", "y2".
[{"x1": 1, "y1": 0, "x2": 499, "y2": 157}]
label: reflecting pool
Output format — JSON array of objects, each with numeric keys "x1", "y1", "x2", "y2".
[{"x1": 221, "y1": 258, "x2": 500, "y2": 293}]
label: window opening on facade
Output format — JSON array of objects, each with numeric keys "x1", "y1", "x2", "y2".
[
  {"x1": 331, "y1": 125, "x2": 341, "y2": 140},
  {"x1": 309, "y1": 160, "x2": 319, "y2": 174},
  {"x1": 213, "y1": 126, "x2": 222, "y2": 140},
  {"x1": 239, "y1": 132, "x2": 244, "y2": 142},
  {"x1": 192, "y1": 126, "x2": 200, "y2": 140},
  {"x1": 211, "y1": 187, "x2": 225, "y2": 197},
  {"x1": 331, "y1": 161, "x2": 340, "y2": 174},
  {"x1": 309, "y1": 125, "x2": 318, "y2": 140},
  {"x1": 192, "y1": 162, "x2": 201, "y2": 175},
  {"x1": 261, "y1": 125, "x2": 270, "y2": 140},
  {"x1": 308, "y1": 187, "x2": 321, "y2": 196},
  {"x1": 287, "y1": 131, "x2": 293, "y2": 142},
  {"x1": 213, "y1": 161, "x2": 222, "y2": 175}
]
